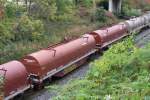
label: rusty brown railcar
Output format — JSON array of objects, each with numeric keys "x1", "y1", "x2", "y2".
[
  {"x1": 0, "y1": 61, "x2": 30, "y2": 100},
  {"x1": 21, "y1": 34, "x2": 96, "y2": 80},
  {"x1": 90, "y1": 23, "x2": 128, "y2": 47}
]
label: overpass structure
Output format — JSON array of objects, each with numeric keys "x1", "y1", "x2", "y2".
[{"x1": 109, "y1": 0, "x2": 122, "y2": 13}]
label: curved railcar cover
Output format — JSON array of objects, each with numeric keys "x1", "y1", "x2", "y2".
[
  {"x1": 0, "y1": 61, "x2": 29, "y2": 98},
  {"x1": 90, "y1": 23, "x2": 128, "y2": 46},
  {"x1": 21, "y1": 34, "x2": 96, "y2": 78}
]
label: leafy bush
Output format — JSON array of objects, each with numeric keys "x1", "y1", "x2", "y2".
[
  {"x1": 5, "y1": 2, "x2": 17, "y2": 18},
  {"x1": 0, "y1": 0, "x2": 6, "y2": 7},
  {"x1": 0, "y1": 23, "x2": 13, "y2": 48},
  {"x1": 95, "y1": 8, "x2": 107, "y2": 22},
  {"x1": 31, "y1": 0, "x2": 57, "y2": 21},
  {"x1": 122, "y1": 7, "x2": 141, "y2": 17},
  {"x1": 0, "y1": 75, "x2": 4, "y2": 98},
  {"x1": 143, "y1": 4, "x2": 150, "y2": 11},
  {"x1": 5, "y1": 2, "x2": 25, "y2": 18},
  {"x1": 94, "y1": 8, "x2": 115, "y2": 26},
  {"x1": 88, "y1": 37, "x2": 135, "y2": 79},
  {"x1": 56, "y1": 0, "x2": 74, "y2": 14},
  {"x1": 0, "y1": 41, "x2": 42, "y2": 64},
  {"x1": 55, "y1": 0, "x2": 74, "y2": 21},
  {"x1": 32, "y1": 0, "x2": 74, "y2": 22},
  {"x1": 78, "y1": 0, "x2": 93, "y2": 8},
  {"x1": 121, "y1": 1, "x2": 142, "y2": 17},
  {"x1": 48, "y1": 80, "x2": 99, "y2": 100},
  {"x1": 13, "y1": 15, "x2": 45, "y2": 41}
]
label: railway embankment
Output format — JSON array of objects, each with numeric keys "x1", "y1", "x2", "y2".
[{"x1": 48, "y1": 32, "x2": 150, "y2": 100}]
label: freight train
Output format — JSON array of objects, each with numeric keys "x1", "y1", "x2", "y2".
[{"x1": 0, "y1": 13, "x2": 150, "y2": 100}]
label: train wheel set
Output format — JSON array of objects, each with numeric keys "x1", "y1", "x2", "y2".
[{"x1": 0, "y1": 13, "x2": 150, "y2": 100}]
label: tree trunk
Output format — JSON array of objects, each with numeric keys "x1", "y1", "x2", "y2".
[
  {"x1": 16, "y1": 0, "x2": 19, "y2": 8},
  {"x1": 25, "y1": 0, "x2": 28, "y2": 12},
  {"x1": 74, "y1": 0, "x2": 79, "y2": 5},
  {"x1": 92, "y1": 0, "x2": 96, "y2": 22},
  {"x1": 28, "y1": 0, "x2": 32, "y2": 15}
]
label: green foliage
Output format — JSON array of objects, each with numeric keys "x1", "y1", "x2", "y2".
[
  {"x1": 32, "y1": 0, "x2": 74, "y2": 21},
  {"x1": 5, "y1": 2, "x2": 17, "y2": 18},
  {"x1": 0, "y1": 0, "x2": 113, "y2": 64},
  {"x1": 0, "y1": 0, "x2": 6, "y2": 7},
  {"x1": 78, "y1": 0, "x2": 93, "y2": 7},
  {"x1": 0, "y1": 22, "x2": 13, "y2": 47},
  {"x1": 0, "y1": 75, "x2": 4, "y2": 97},
  {"x1": 48, "y1": 80, "x2": 99, "y2": 100},
  {"x1": 95, "y1": 8, "x2": 107, "y2": 22},
  {"x1": 88, "y1": 37, "x2": 135, "y2": 79},
  {"x1": 51, "y1": 36, "x2": 150, "y2": 99},
  {"x1": 5, "y1": 2, "x2": 25, "y2": 18},
  {"x1": 55, "y1": 0, "x2": 74, "y2": 21},
  {"x1": 33, "y1": 0, "x2": 57, "y2": 21},
  {"x1": 14, "y1": 15, "x2": 45, "y2": 41},
  {"x1": 94, "y1": 7, "x2": 114, "y2": 25},
  {"x1": 56, "y1": 0, "x2": 74, "y2": 14},
  {"x1": 122, "y1": 7, "x2": 141, "y2": 17},
  {"x1": 143, "y1": 4, "x2": 150, "y2": 11},
  {"x1": 121, "y1": 1, "x2": 142, "y2": 17},
  {"x1": 0, "y1": 40, "x2": 43, "y2": 64}
]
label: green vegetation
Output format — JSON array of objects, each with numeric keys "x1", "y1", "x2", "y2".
[
  {"x1": 121, "y1": 0, "x2": 150, "y2": 17},
  {"x1": 95, "y1": 8, "x2": 107, "y2": 22},
  {"x1": 143, "y1": 4, "x2": 150, "y2": 11},
  {"x1": 49, "y1": 37, "x2": 150, "y2": 100},
  {"x1": 13, "y1": 15, "x2": 45, "y2": 41},
  {"x1": 0, "y1": 75, "x2": 4, "y2": 98},
  {"x1": 0, "y1": 0, "x2": 116, "y2": 64},
  {"x1": 121, "y1": 0, "x2": 142, "y2": 17}
]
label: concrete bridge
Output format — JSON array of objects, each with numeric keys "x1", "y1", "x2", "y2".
[{"x1": 109, "y1": 0, "x2": 122, "y2": 13}]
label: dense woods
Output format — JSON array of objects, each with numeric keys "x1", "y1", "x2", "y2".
[
  {"x1": 0, "y1": 0, "x2": 117, "y2": 64},
  {"x1": 0, "y1": 0, "x2": 150, "y2": 64}
]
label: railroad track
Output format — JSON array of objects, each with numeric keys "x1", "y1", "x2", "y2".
[
  {"x1": 135, "y1": 28, "x2": 150, "y2": 47},
  {"x1": 15, "y1": 28, "x2": 150, "y2": 100}
]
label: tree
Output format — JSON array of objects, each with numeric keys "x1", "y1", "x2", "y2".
[
  {"x1": 0, "y1": 0, "x2": 6, "y2": 7},
  {"x1": 0, "y1": 0, "x2": 6, "y2": 19},
  {"x1": 92, "y1": 0, "x2": 96, "y2": 22},
  {"x1": 31, "y1": 0, "x2": 57, "y2": 21},
  {"x1": 0, "y1": 75, "x2": 4, "y2": 100},
  {"x1": 74, "y1": 0, "x2": 80, "y2": 5},
  {"x1": 13, "y1": 15, "x2": 45, "y2": 41},
  {"x1": 56, "y1": 0, "x2": 74, "y2": 14},
  {"x1": 30, "y1": 0, "x2": 74, "y2": 21}
]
